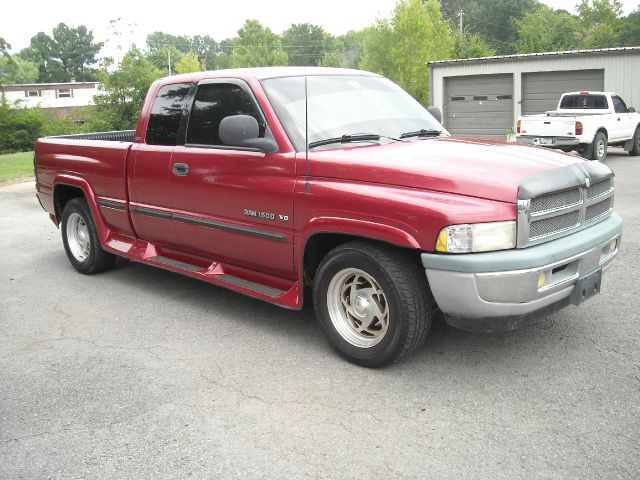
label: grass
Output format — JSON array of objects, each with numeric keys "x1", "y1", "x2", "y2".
[{"x1": 0, "y1": 151, "x2": 34, "y2": 183}]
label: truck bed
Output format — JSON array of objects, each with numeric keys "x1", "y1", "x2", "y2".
[{"x1": 46, "y1": 130, "x2": 135, "y2": 142}]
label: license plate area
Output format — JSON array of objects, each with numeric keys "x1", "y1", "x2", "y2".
[
  {"x1": 569, "y1": 269, "x2": 602, "y2": 305},
  {"x1": 534, "y1": 137, "x2": 555, "y2": 145}
]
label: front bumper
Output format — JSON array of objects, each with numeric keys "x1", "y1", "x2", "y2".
[
  {"x1": 421, "y1": 214, "x2": 623, "y2": 333},
  {"x1": 516, "y1": 136, "x2": 580, "y2": 148}
]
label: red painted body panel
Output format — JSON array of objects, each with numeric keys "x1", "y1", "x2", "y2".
[{"x1": 34, "y1": 68, "x2": 583, "y2": 310}]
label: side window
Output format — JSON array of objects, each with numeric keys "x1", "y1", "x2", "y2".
[
  {"x1": 146, "y1": 83, "x2": 192, "y2": 146},
  {"x1": 612, "y1": 96, "x2": 628, "y2": 114},
  {"x1": 186, "y1": 83, "x2": 262, "y2": 147}
]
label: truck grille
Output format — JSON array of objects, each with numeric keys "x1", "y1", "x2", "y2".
[{"x1": 518, "y1": 169, "x2": 614, "y2": 247}]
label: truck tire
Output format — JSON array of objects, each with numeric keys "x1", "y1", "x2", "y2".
[
  {"x1": 581, "y1": 131, "x2": 607, "y2": 161},
  {"x1": 630, "y1": 127, "x2": 640, "y2": 156},
  {"x1": 313, "y1": 241, "x2": 434, "y2": 367},
  {"x1": 61, "y1": 198, "x2": 115, "y2": 274}
]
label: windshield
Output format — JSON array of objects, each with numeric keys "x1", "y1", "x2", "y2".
[{"x1": 261, "y1": 75, "x2": 446, "y2": 151}]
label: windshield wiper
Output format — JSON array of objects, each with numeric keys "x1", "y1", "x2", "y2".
[
  {"x1": 308, "y1": 134, "x2": 400, "y2": 149},
  {"x1": 399, "y1": 129, "x2": 443, "y2": 139}
]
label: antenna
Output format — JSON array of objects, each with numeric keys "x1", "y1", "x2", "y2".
[{"x1": 304, "y1": 70, "x2": 310, "y2": 193}]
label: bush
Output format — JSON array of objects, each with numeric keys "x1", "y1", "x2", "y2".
[{"x1": 0, "y1": 97, "x2": 46, "y2": 154}]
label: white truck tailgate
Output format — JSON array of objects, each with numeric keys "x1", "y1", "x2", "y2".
[{"x1": 520, "y1": 115, "x2": 576, "y2": 138}]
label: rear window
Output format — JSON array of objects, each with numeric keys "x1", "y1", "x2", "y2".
[
  {"x1": 560, "y1": 94, "x2": 608, "y2": 109},
  {"x1": 146, "y1": 83, "x2": 192, "y2": 146}
]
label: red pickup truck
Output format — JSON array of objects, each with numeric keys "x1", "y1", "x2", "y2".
[{"x1": 35, "y1": 67, "x2": 623, "y2": 367}]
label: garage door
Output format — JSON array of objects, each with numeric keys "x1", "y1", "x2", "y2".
[
  {"x1": 522, "y1": 69, "x2": 604, "y2": 115},
  {"x1": 444, "y1": 74, "x2": 514, "y2": 139}
]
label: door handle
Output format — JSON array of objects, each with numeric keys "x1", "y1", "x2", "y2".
[{"x1": 173, "y1": 163, "x2": 189, "y2": 176}]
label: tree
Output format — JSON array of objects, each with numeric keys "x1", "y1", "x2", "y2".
[
  {"x1": 453, "y1": 31, "x2": 495, "y2": 58},
  {"x1": 578, "y1": 0, "x2": 624, "y2": 48},
  {"x1": 175, "y1": 52, "x2": 202, "y2": 74},
  {"x1": 441, "y1": 0, "x2": 539, "y2": 54},
  {"x1": 94, "y1": 47, "x2": 162, "y2": 129},
  {"x1": 190, "y1": 35, "x2": 218, "y2": 70},
  {"x1": 0, "y1": 56, "x2": 39, "y2": 84},
  {"x1": 361, "y1": 0, "x2": 454, "y2": 105},
  {"x1": 146, "y1": 32, "x2": 191, "y2": 54},
  {"x1": 620, "y1": 7, "x2": 640, "y2": 46},
  {"x1": 21, "y1": 24, "x2": 102, "y2": 82},
  {"x1": 51, "y1": 23, "x2": 103, "y2": 81},
  {"x1": 147, "y1": 45, "x2": 184, "y2": 75},
  {"x1": 231, "y1": 20, "x2": 288, "y2": 67},
  {"x1": 216, "y1": 38, "x2": 234, "y2": 69},
  {"x1": 516, "y1": 5, "x2": 584, "y2": 53},
  {"x1": 20, "y1": 32, "x2": 65, "y2": 82},
  {"x1": 0, "y1": 38, "x2": 10, "y2": 56},
  {"x1": 282, "y1": 23, "x2": 333, "y2": 66}
]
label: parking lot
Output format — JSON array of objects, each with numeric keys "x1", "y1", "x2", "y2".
[{"x1": 1, "y1": 150, "x2": 638, "y2": 479}]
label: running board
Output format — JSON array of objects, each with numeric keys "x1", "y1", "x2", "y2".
[
  {"x1": 218, "y1": 274, "x2": 285, "y2": 297},
  {"x1": 102, "y1": 234, "x2": 301, "y2": 309},
  {"x1": 151, "y1": 256, "x2": 203, "y2": 272}
]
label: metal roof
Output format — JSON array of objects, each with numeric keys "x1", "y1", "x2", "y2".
[{"x1": 428, "y1": 46, "x2": 640, "y2": 67}]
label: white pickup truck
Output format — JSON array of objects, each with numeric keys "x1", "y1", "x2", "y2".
[{"x1": 516, "y1": 91, "x2": 640, "y2": 161}]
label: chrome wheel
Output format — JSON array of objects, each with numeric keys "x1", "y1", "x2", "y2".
[
  {"x1": 326, "y1": 268, "x2": 390, "y2": 348},
  {"x1": 66, "y1": 212, "x2": 91, "y2": 262},
  {"x1": 596, "y1": 140, "x2": 606, "y2": 159}
]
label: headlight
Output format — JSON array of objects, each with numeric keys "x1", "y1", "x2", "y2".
[{"x1": 436, "y1": 221, "x2": 516, "y2": 253}]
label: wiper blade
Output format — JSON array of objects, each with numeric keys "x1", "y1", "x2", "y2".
[
  {"x1": 399, "y1": 129, "x2": 443, "y2": 139},
  {"x1": 308, "y1": 133, "x2": 400, "y2": 149}
]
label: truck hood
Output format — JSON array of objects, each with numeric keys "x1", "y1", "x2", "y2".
[{"x1": 307, "y1": 136, "x2": 582, "y2": 203}]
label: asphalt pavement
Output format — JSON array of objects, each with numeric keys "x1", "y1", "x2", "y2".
[{"x1": 1, "y1": 150, "x2": 638, "y2": 479}]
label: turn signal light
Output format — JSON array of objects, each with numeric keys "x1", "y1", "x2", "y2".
[
  {"x1": 575, "y1": 121, "x2": 583, "y2": 135},
  {"x1": 516, "y1": 120, "x2": 521, "y2": 134}
]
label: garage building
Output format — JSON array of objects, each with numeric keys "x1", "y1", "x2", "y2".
[{"x1": 428, "y1": 47, "x2": 640, "y2": 139}]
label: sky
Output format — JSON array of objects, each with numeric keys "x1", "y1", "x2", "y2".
[{"x1": 2, "y1": 0, "x2": 639, "y2": 54}]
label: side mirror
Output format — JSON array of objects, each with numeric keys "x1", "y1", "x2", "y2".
[
  {"x1": 219, "y1": 115, "x2": 278, "y2": 153},
  {"x1": 628, "y1": 107, "x2": 635, "y2": 113},
  {"x1": 427, "y1": 106, "x2": 442, "y2": 124}
]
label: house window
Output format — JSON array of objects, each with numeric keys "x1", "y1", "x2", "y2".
[
  {"x1": 24, "y1": 90, "x2": 41, "y2": 97},
  {"x1": 57, "y1": 89, "x2": 73, "y2": 98}
]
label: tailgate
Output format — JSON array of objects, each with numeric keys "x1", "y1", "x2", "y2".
[{"x1": 520, "y1": 115, "x2": 576, "y2": 138}]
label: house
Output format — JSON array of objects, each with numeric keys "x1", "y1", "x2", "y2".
[
  {"x1": 0, "y1": 80, "x2": 101, "y2": 117},
  {"x1": 428, "y1": 46, "x2": 640, "y2": 139}
]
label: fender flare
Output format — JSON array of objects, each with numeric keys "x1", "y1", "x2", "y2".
[{"x1": 52, "y1": 174, "x2": 111, "y2": 245}]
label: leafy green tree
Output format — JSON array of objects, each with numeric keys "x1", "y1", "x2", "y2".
[
  {"x1": 441, "y1": 0, "x2": 539, "y2": 54},
  {"x1": 190, "y1": 35, "x2": 218, "y2": 70},
  {"x1": 146, "y1": 32, "x2": 192, "y2": 54},
  {"x1": 231, "y1": 20, "x2": 288, "y2": 67},
  {"x1": 0, "y1": 56, "x2": 39, "y2": 84},
  {"x1": 282, "y1": 23, "x2": 333, "y2": 66},
  {"x1": 216, "y1": 38, "x2": 234, "y2": 69},
  {"x1": 516, "y1": 5, "x2": 584, "y2": 53},
  {"x1": 578, "y1": 0, "x2": 624, "y2": 47},
  {"x1": 20, "y1": 33, "x2": 65, "y2": 82},
  {"x1": 620, "y1": 7, "x2": 640, "y2": 46},
  {"x1": 94, "y1": 47, "x2": 162, "y2": 129},
  {"x1": 21, "y1": 25, "x2": 102, "y2": 82},
  {"x1": 361, "y1": 0, "x2": 454, "y2": 105},
  {"x1": 147, "y1": 45, "x2": 184, "y2": 75},
  {"x1": 51, "y1": 23, "x2": 103, "y2": 80},
  {"x1": 175, "y1": 52, "x2": 202, "y2": 74},
  {"x1": 452, "y1": 31, "x2": 495, "y2": 58},
  {"x1": 0, "y1": 38, "x2": 10, "y2": 56}
]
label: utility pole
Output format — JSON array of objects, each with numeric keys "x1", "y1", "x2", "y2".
[
  {"x1": 457, "y1": 9, "x2": 465, "y2": 32},
  {"x1": 168, "y1": 50, "x2": 172, "y2": 75}
]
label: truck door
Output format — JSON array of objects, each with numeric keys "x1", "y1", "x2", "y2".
[
  {"x1": 611, "y1": 95, "x2": 635, "y2": 141},
  {"x1": 169, "y1": 79, "x2": 295, "y2": 278},
  {"x1": 128, "y1": 83, "x2": 193, "y2": 248}
]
